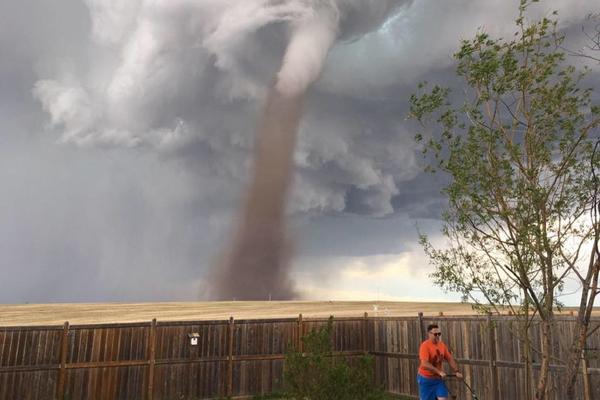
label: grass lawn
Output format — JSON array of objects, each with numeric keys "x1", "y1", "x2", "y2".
[{"x1": 252, "y1": 394, "x2": 415, "y2": 400}]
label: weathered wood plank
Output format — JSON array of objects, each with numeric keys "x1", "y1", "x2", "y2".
[{"x1": 0, "y1": 315, "x2": 598, "y2": 399}]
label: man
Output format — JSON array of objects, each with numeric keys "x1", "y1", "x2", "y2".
[{"x1": 417, "y1": 323, "x2": 463, "y2": 400}]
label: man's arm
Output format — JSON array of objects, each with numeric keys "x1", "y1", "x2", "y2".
[
  {"x1": 446, "y1": 353, "x2": 463, "y2": 379},
  {"x1": 419, "y1": 360, "x2": 446, "y2": 378}
]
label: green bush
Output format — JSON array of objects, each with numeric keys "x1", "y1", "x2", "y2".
[{"x1": 281, "y1": 317, "x2": 388, "y2": 400}]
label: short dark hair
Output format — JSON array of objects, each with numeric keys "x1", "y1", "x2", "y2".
[{"x1": 427, "y1": 324, "x2": 439, "y2": 332}]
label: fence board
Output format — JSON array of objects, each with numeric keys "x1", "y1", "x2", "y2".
[{"x1": 0, "y1": 314, "x2": 598, "y2": 399}]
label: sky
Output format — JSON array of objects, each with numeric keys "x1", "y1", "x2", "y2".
[{"x1": 1, "y1": 0, "x2": 598, "y2": 304}]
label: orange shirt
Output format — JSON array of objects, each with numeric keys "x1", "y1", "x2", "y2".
[{"x1": 418, "y1": 339, "x2": 451, "y2": 378}]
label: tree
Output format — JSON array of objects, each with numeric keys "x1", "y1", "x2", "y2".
[
  {"x1": 282, "y1": 317, "x2": 387, "y2": 400},
  {"x1": 409, "y1": 2, "x2": 600, "y2": 399}
]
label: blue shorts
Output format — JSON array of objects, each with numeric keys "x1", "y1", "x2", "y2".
[{"x1": 417, "y1": 374, "x2": 449, "y2": 400}]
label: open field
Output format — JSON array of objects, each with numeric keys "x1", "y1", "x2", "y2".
[
  {"x1": 1, "y1": 300, "x2": 596, "y2": 327},
  {"x1": 0, "y1": 301, "x2": 475, "y2": 326}
]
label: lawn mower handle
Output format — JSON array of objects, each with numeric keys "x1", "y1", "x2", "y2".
[{"x1": 443, "y1": 374, "x2": 480, "y2": 400}]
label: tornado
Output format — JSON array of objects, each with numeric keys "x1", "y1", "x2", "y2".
[
  {"x1": 210, "y1": 0, "x2": 409, "y2": 300},
  {"x1": 211, "y1": 11, "x2": 338, "y2": 300}
]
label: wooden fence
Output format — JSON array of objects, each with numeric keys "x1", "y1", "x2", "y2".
[{"x1": 1, "y1": 314, "x2": 598, "y2": 400}]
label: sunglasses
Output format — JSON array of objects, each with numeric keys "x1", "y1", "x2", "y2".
[{"x1": 430, "y1": 332, "x2": 442, "y2": 337}]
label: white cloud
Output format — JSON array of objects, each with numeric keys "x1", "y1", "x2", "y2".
[
  {"x1": 33, "y1": 80, "x2": 96, "y2": 142},
  {"x1": 340, "y1": 254, "x2": 415, "y2": 280},
  {"x1": 84, "y1": 0, "x2": 142, "y2": 46},
  {"x1": 293, "y1": 236, "x2": 460, "y2": 303}
]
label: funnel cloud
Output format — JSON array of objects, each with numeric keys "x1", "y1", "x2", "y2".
[
  {"x1": 213, "y1": 1, "x2": 408, "y2": 299},
  {"x1": 213, "y1": 90, "x2": 303, "y2": 300},
  {"x1": 214, "y1": 6, "x2": 337, "y2": 300}
]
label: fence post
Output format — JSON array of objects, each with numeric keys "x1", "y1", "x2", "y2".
[
  {"x1": 418, "y1": 312, "x2": 425, "y2": 340},
  {"x1": 582, "y1": 348, "x2": 591, "y2": 400},
  {"x1": 462, "y1": 320, "x2": 472, "y2": 400},
  {"x1": 329, "y1": 315, "x2": 335, "y2": 350},
  {"x1": 147, "y1": 318, "x2": 157, "y2": 400},
  {"x1": 55, "y1": 321, "x2": 69, "y2": 400},
  {"x1": 487, "y1": 314, "x2": 499, "y2": 400},
  {"x1": 227, "y1": 317, "x2": 234, "y2": 397},
  {"x1": 363, "y1": 312, "x2": 369, "y2": 354},
  {"x1": 297, "y1": 314, "x2": 303, "y2": 353}
]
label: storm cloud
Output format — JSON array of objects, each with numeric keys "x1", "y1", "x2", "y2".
[{"x1": 1, "y1": 0, "x2": 598, "y2": 302}]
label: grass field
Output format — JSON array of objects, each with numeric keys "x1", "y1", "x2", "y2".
[
  {"x1": 1, "y1": 300, "x2": 594, "y2": 327},
  {"x1": 0, "y1": 300, "x2": 479, "y2": 326},
  {"x1": 252, "y1": 393, "x2": 415, "y2": 400}
]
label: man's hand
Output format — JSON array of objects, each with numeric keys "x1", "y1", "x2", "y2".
[
  {"x1": 439, "y1": 371, "x2": 447, "y2": 379},
  {"x1": 455, "y1": 371, "x2": 463, "y2": 380}
]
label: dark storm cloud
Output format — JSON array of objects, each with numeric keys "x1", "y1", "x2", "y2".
[
  {"x1": 1, "y1": 0, "x2": 599, "y2": 302},
  {"x1": 294, "y1": 214, "x2": 418, "y2": 258}
]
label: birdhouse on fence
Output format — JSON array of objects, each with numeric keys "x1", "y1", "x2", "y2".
[{"x1": 187, "y1": 332, "x2": 200, "y2": 346}]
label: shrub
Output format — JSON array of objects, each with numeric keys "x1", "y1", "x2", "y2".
[{"x1": 282, "y1": 317, "x2": 387, "y2": 400}]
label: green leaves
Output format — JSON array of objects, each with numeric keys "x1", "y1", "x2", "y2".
[
  {"x1": 409, "y1": 4, "x2": 600, "y2": 316},
  {"x1": 409, "y1": 85, "x2": 450, "y2": 123},
  {"x1": 282, "y1": 318, "x2": 387, "y2": 400}
]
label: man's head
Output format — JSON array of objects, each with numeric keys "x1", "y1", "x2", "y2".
[{"x1": 427, "y1": 323, "x2": 442, "y2": 344}]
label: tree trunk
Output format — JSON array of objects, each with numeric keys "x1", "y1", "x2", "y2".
[
  {"x1": 525, "y1": 339, "x2": 533, "y2": 400},
  {"x1": 535, "y1": 319, "x2": 552, "y2": 400},
  {"x1": 565, "y1": 323, "x2": 587, "y2": 399},
  {"x1": 523, "y1": 290, "x2": 533, "y2": 400},
  {"x1": 566, "y1": 256, "x2": 599, "y2": 397}
]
